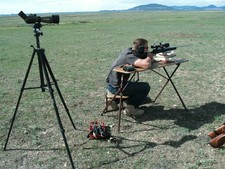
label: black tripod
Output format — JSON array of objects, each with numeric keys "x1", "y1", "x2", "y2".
[{"x1": 4, "y1": 22, "x2": 76, "y2": 169}]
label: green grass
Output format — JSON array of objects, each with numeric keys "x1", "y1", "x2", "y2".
[{"x1": 1, "y1": 11, "x2": 225, "y2": 169}]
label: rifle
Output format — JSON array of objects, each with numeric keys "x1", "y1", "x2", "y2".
[{"x1": 150, "y1": 43, "x2": 177, "y2": 54}]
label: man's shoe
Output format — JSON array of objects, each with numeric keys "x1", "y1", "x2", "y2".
[
  {"x1": 141, "y1": 97, "x2": 154, "y2": 104},
  {"x1": 107, "y1": 99, "x2": 119, "y2": 111},
  {"x1": 123, "y1": 105, "x2": 144, "y2": 117}
]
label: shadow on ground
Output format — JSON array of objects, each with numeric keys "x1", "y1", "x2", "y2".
[
  {"x1": 106, "y1": 101, "x2": 225, "y2": 131},
  {"x1": 138, "y1": 101, "x2": 225, "y2": 130},
  {"x1": 85, "y1": 101, "x2": 225, "y2": 168}
]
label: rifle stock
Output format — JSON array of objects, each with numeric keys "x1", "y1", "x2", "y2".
[
  {"x1": 208, "y1": 122, "x2": 225, "y2": 148},
  {"x1": 207, "y1": 123, "x2": 225, "y2": 139},
  {"x1": 209, "y1": 133, "x2": 225, "y2": 148}
]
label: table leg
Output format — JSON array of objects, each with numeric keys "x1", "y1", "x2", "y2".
[{"x1": 153, "y1": 64, "x2": 188, "y2": 111}]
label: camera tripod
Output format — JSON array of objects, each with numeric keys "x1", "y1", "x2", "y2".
[{"x1": 4, "y1": 23, "x2": 76, "y2": 169}]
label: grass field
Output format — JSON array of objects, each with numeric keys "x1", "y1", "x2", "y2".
[{"x1": 1, "y1": 11, "x2": 225, "y2": 169}]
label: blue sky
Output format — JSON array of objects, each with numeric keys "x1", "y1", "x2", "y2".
[{"x1": 1, "y1": 0, "x2": 225, "y2": 14}]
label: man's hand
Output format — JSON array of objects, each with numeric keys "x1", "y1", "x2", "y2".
[{"x1": 147, "y1": 52, "x2": 155, "y2": 62}]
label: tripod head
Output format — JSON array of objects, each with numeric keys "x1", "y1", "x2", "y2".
[
  {"x1": 33, "y1": 22, "x2": 43, "y2": 37},
  {"x1": 32, "y1": 22, "x2": 43, "y2": 49}
]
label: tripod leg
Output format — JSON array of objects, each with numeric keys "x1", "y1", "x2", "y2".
[
  {"x1": 42, "y1": 53, "x2": 76, "y2": 130},
  {"x1": 39, "y1": 50, "x2": 75, "y2": 169},
  {"x1": 4, "y1": 50, "x2": 36, "y2": 150},
  {"x1": 54, "y1": 84, "x2": 77, "y2": 130},
  {"x1": 37, "y1": 52, "x2": 46, "y2": 92}
]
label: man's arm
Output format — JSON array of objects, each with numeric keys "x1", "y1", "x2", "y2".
[{"x1": 133, "y1": 53, "x2": 154, "y2": 69}]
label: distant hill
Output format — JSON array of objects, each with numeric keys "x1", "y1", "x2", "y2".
[
  {"x1": 100, "y1": 4, "x2": 225, "y2": 12},
  {"x1": 127, "y1": 4, "x2": 174, "y2": 11},
  {"x1": 171, "y1": 4, "x2": 225, "y2": 10}
]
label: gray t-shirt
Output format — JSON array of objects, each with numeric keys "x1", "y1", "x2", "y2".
[{"x1": 106, "y1": 48, "x2": 139, "y2": 88}]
